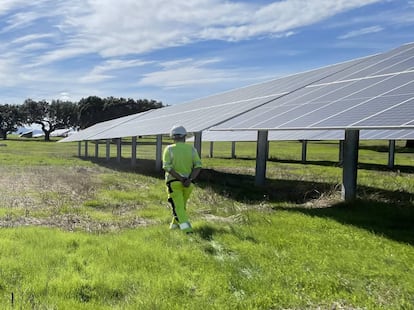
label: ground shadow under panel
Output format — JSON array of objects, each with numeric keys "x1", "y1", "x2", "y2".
[
  {"x1": 81, "y1": 157, "x2": 413, "y2": 206},
  {"x1": 81, "y1": 157, "x2": 164, "y2": 179},
  {"x1": 278, "y1": 200, "x2": 414, "y2": 246},
  {"x1": 80, "y1": 157, "x2": 413, "y2": 244},
  {"x1": 268, "y1": 158, "x2": 414, "y2": 174}
]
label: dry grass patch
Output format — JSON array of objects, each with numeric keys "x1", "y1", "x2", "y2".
[
  {"x1": 0, "y1": 165, "x2": 155, "y2": 231},
  {"x1": 0, "y1": 166, "x2": 101, "y2": 209},
  {"x1": 0, "y1": 214, "x2": 155, "y2": 232}
]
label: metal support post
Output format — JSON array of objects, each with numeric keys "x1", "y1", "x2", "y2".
[
  {"x1": 341, "y1": 130, "x2": 359, "y2": 201},
  {"x1": 155, "y1": 135, "x2": 163, "y2": 172},
  {"x1": 255, "y1": 130, "x2": 268, "y2": 186},
  {"x1": 84, "y1": 141, "x2": 88, "y2": 158},
  {"x1": 301, "y1": 140, "x2": 307, "y2": 163},
  {"x1": 193, "y1": 132, "x2": 202, "y2": 157},
  {"x1": 116, "y1": 138, "x2": 122, "y2": 163},
  {"x1": 106, "y1": 139, "x2": 110, "y2": 161},
  {"x1": 95, "y1": 141, "x2": 99, "y2": 158},
  {"x1": 388, "y1": 140, "x2": 396, "y2": 169},
  {"x1": 209, "y1": 142, "x2": 214, "y2": 158},
  {"x1": 231, "y1": 141, "x2": 236, "y2": 159},
  {"x1": 131, "y1": 136, "x2": 137, "y2": 166}
]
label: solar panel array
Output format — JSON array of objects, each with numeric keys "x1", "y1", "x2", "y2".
[
  {"x1": 212, "y1": 43, "x2": 414, "y2": 131},
  {"x1": 188, "y1": 129, "x2": 414, "y2": 142},
  {"x1": 65, "y1": 113, "x2": 144, "y2": 141},
  {"x1": 61, "y1": 42, "x2": 414, "y2": 143},
  {"x1": 187, "y1": 130, "x2": 344, "y2": 142}
]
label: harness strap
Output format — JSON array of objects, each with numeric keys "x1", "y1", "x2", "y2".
[
  {"x1": 166, "y1": 178, "x2": 194, "y2": 193},
  {"x1": 167, "y1": 197, "x2": 179, "y2": 222},
  {"x1": 166, "y1": 179, "x2": 180, "y2": 193}
]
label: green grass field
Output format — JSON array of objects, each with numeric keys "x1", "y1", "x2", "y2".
[{"x1": 0, "y1": 136, "x2": 413, "y2": 309}]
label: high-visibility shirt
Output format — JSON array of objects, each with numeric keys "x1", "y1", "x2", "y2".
[{"x1": 162, "y1": 142, "x2": 202, "y2": 182}]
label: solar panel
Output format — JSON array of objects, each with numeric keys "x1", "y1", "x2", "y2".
[
  {"x1": 354, "y1": 98, "x2": 414, "y2": 127},
  {"x1": 189, "y1": 129, "x2": 414, "y2": 142},
  {"x1": 60, "y1": 112, "x2": 149, "y2": 142},
  {"x1": 360, "y1": 129, "x2": 414, "y2": 140},
  {"x1": 187, "y1": 130, "x2": 343, "y2": 142},
  {"x1": 61, "y1": 42, "x2": 414, "y2": 144},
  {"x1": 83, "y1": 55, "x2": 375, "y2": 140},
  {"x1": 212, "y1": 42, "x2": 414, "y2": 131},
  {"x1": 85, "y1": 95, "x2": 283, "y2": 140},
  {"x1": 317, "y1": 43, "x2": 414, "y2": 82}
]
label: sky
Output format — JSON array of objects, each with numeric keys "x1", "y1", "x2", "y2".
[{"x1": 0, "y1": 0, "x2": 413, "y2": 106}]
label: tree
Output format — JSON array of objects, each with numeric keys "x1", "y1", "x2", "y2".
[
  {"x1": 20, "y1": 99, "x2": 78, "y2": 141},
  {"x1": 101, "y1": 97, "x2": 163, "y2": 120},
  {"x1": 49, "y1": 100, "x2": 79, "y2": 130},
  {"x1": 406, "y1": 140, "x2": 414, "y2": 148},
  {"x1": 0, "y1": 104, "x2": 24, "y2": 140},
  {"x1": 77, "y1": 96, "x2": 163, "y2": 129},
  {"x1": 77, "y1": 96, "x2": 105, "y2": 129}
]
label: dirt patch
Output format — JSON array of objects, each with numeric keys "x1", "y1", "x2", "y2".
[
  {"x1": 0, "y1": 166, "x2": 100, "y2": 208},
  {"x1": 0, "y1": 165, "x2": 158, "y2": 232},
  {"x1": 0, "y1": 214, "x2": 156, "y2": 233}
]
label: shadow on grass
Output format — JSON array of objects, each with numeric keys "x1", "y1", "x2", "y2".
[
  {"x1": 197, "y1": 168, "x2": 338, "y2": 204},
  {"x1": 197, "y1": 169, "x2": 414, "y2": 245},
  {"x1": 82, "y1": 157, "x2": 165, "y2": 180},
  {"x1": 197, "y1": 168, "x2": 414, "y2": 206},
  {"x1": 82, "y1": 156, "x2": 337, "y2": 204},
  {"x1": 193, "y1": 224, "x2": 258, "y2": 244},
  {"x1": 213, "y1": 156, "x2": 414, "y2": 173},
  {"x1": 278, "y1": 200, "x2": 414, "y2": 246},
  {"x1": 84, "y1": 157, "x2": 413, "y2": 206},
  {"x1": 83, "y1": 157, "x2": 413, "y2": 245},
  {"x1": 359, "y1": 144, "x2": 414, "y2": 154},
  {"x1": 268, "y1": 158, "x2": 414, "y2": 174},
  {"x1": 194, "y1": 224, "x2": 228, "y2": 241}
]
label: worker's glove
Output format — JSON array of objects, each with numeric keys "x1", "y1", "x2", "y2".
[{"x1": 182, "y1": 177, "x2": 192, "y2": 187}]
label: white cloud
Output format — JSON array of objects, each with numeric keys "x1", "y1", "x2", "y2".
[
  {"x1": 0, "y1": 57, "x2": 20, "y2": 87},
  {"x1": 19, "y1": 42, "x2": 50, "y2": 52},
  {"x1": 0, "y1": 0, "x2": 406, "y2": 104},
  {"x1": 0, "y1": 0, "x2": 37, "y2": 15},
  {"x1": 198, "y1": 0, "x2": 380, "y2": 41},
  {"x1": 26, "y1": 46, "x2": 92, "y2": 67},
  {"x1": 338, "y1": 25, "x2": 384, "y2": 39},
  {"x1": 138, "y1": 57, "x2": 268, "y2": 89},
  {"x1": 93, "y1": 59, "x2": 153, "y2": 73},
  {"x1": 11, "y1": 33, "x2": 54, "y2": 45},
  {"x1": 2, "y1": 10, "x2": 45, "y2": 33},
  {"x1": 80, "y1": 59, "x2": 153, "y2": 83},
  {"x1": 14, "y1": 0, "x2": 383, "y2": 61},
  {"x1": 0, "y1": 0, "x2": 387, "y2": 69},
  {"x1": 58, "y1": 92, "x2": 71, "y2": 101}
]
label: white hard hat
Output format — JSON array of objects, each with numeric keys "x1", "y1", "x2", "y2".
[{"x1": 170, "y1": 125, "x2": 187, "y2": 137}]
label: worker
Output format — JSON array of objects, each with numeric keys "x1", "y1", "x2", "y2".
[{"x1": 162, "y1": 125, "x2": 202, "y2": 233}]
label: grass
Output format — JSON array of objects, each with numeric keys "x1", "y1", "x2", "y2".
[{"x1": 0, "y1": 136, "x2": 413, "y2": 309}]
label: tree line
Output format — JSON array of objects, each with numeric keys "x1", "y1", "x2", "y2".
[{"x1": 0, "y1": 96, "x2": 163, "y2": 141}]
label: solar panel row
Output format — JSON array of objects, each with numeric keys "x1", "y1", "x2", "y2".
[
  {"x1": 212, "y1": 43, "x2": 414, "y2": 131},
  {"x1": 188, "y1": 129, "x2": 414, "y2": 142},
  {"x1": 61, "y1": 42, "x2": 414, "y2": 143}
]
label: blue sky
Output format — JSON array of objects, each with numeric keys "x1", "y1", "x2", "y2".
[{"x1": 0, "y1": 0, "x2": 413, "y2": 106}]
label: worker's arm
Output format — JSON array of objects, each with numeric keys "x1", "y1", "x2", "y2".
[
  {"x1": 167, "y1": 168, "x2": 186, "y2": 182},
  {"x1": 189, "y1": 167, "x2": 201, "y2": 181},
  {"x1": 183, "y1": 167, "x2": 201, "y2": 187}
]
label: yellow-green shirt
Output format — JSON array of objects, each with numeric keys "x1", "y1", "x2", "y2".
[{"x1": 162, "y1": 142, "x2": 202, "y2": 182}]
